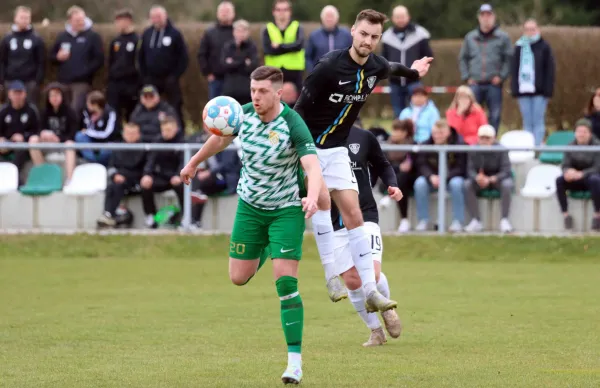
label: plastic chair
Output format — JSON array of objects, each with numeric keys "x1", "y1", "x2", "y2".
[
  {"x1": 520, "y1": 164, "x2": 563, "y2": 198},
  {"x1": 63, "y1": 163, "x2": 107, "y2": 196},
  {"x1": 539, "y1": 131, "x2": 575, "y2": 164},
  {"x1": 499, "y1": 130, "x2": 535, "y2": 164},
  {"x1": 19, "y1": 163, "x2": 63, "y2": 196},
  {"x1": 0, "y1": 162, "x2": 19, "y2": 194}
]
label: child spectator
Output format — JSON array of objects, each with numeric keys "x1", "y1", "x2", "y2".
[
  {"x1": 97, "y1": 122, "x2": 147, "y2": 228},
  {"x1": 446, "y1": 85, "x2": 488, "y2": 145},
  {"x1": 464, "y1": 125, "x2": 514, "y2": 233},
  {"x1": 221, "y1": 19, "x2": 259, "y2": 106},
  {"x1": 29, "y1": 82, "x2": 77, "y2": 184},
  {"x1": 140, "y1": 116, "x2": 185, "y2": 228},
  {"x1": 399, "y1": 86, "x2": 440, "y2": 143},
  {"x1": 584, "y1": 87, "x2": 600, "y2": 139}
]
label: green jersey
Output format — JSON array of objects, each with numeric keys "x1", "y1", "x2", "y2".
[{"x1": 236, "y1": 102, "x2": 316, "y2": 210}]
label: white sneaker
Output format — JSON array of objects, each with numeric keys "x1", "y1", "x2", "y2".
[
  {"x1": 281, "y1": 366, "x2": 302, "y2": 385},
  {"x1": 145, "y1": 214, "x2": 157, "y2": 228},
  {"x1": 448, "y1": 220, "x2": 463, "y2": 233},
  {"x1": 500, "y1": 218, "x2": 513, "y2": 233},
  {"x1": 415, "y1": 220, "x2": 428, "y2": 232},
  {"x1": 465, "y1": 219, "x2": 483, "y2": 233},
  {"x1": 378, "y1": 195, "x2": 392, "y2": 209},
  {"x1": 397, "y1": 218, "x2": 410, "y2": 233}
]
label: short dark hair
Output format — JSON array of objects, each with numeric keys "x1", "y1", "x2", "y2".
[
  {"x1": 86, "y1": 91, "x2": 106, "y2": 108},
  {"x1": 124, "y1": 122, "x2": 140, "y2": 129},
  {"x1": 250, "y1": 66, "x2": 284, "y2": 84},
  {"x1": 392, "y1": 119, "x2": 415, "y2": 138},
  {"x1": 273, "y1": 0, "x2": 291, "y2": 10},
  {"x1": 160, "y1": 115, "x2": 178, "y2": 126},
  {"x1": 355, "y1": 9, "x2": 388, "y2": 28},
  {"x1": 115, "y1": 8, "x2": 133, "y2": 20}
]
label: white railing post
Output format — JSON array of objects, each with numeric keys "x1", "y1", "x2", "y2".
[
  {"x1": 437, "y1": 150, "x2": 448, "y2": 235},
  {"x1": 181, "y1": 144, "x2": 192, "y2": 230}
]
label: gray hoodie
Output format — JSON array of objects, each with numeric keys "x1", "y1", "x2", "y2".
[
  {"x1": 466, "y1": 141, "x2": 512, "y2": 181},
  {"x1": 562, "y1": 137, "x2": 600, "y2": 177},
  {"x1": 459, "y1": 26, "x2": 512, "y2": 83}
]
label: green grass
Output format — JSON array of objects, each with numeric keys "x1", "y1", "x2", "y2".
[{"x1": 1, "y1": 235, "x2": 600, "y2": 387}]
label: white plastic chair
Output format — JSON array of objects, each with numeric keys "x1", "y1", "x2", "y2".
[
  {"x1": 500, "y1": 130, "x2": 535, "y2": 164},
  {"x1": 521, "y1": 164, "x2": 563, "y2": 198},
  {"x1": 63, "y1": 163, "x2": 107, "y2": 196},
  {"x1": 0, "y1": 162, "x2": 19, "y2": 194}
]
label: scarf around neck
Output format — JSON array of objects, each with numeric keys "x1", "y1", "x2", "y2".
[{"x1": 516, "y1": 34, "x2": 541, "y2": 94}]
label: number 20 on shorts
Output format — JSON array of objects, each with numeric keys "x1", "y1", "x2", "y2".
[{"x1": 230, "y1": 242, "x2": 246, "y2": 255}]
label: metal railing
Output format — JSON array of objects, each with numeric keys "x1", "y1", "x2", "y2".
[{"x1": 2, "y1": 141, "x2": 599, "y2": 234}]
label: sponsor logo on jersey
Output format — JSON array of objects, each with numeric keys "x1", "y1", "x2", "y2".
[
  {"x1": 367, "y1": 76, "x2": 377, "y2": 89},
  {"x1": 268, "y1": 130, "x2": 280, "y2": 145},
  {"x1": 349, "y1": 143, "x2": 360, "y2": 154},
  {"x1": 328, "y1": 93, "x2": 369, "y2": 104}
]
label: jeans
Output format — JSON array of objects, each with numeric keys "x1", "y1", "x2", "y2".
[
  {"x1": 74, "y1": 132, "x2": 111, "y2": 166},
  {"x1": 470, "y1": 84, "x2": 502, "y2": 131},
  {"x1": 464, "y1": 178, "x2": 514, "y2": 220},
  {"x1": 518, "y1": 96, "x2": 548, "y2": 146},
  {"x1": 556, "y1": 174, "x2": 600, "y2": 213},
  {"x1": 414, "y1": 175, "x2": 466, "y2": 223},
  {"x1": 208, "y1": 79, "x2": 224, "y2": 100},
  {"x1": 390, "y1": 81, "x2": 423, "y2": 118}
]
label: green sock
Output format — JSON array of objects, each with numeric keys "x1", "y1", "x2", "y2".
[{"x1": 276, "y1": 276, "x2": 303, "y2": 354}]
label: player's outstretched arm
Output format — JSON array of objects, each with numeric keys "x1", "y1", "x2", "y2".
[
  {"x1": 299, "y1": 154, "x2": 322, "y2": 219},
  {"x1": 389, "y1": 56, "x2": 433, "y2": 80},
  {"x1": 180, "y1": 135, "x2": 235, "y2": 185}
]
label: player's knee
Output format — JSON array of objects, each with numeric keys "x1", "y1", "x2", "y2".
[
  {"x1": 343, "y1": 207, "x2": 364, "y2": 229},
  {"x1": 317, "y1": 187, "x2": 331, "y2": 210},
  {"x1": 229, "y1": 271, "x2": 251, "y2": 286},
  {"x1": 341, "y1": 267, "x2": 361, "y2": 290}
]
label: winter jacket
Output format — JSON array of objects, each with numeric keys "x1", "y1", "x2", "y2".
[
  {"x1": 562, "y1": 137, "x2": 600, "y2": 177},
  {"x1": 41, "y1": 83, "x2": 78, "y2": 142},
  {"x1": 50, "y1": 18, "x2": 104, "y2": 84},
  {"x1": 459, "y1": 26, "x2": 512, "y2": 83},
  {"x1": 445, "y1": 105, "x2": 488, "y2": 145},
  {"x1": 399, "y1": 100, "x2": 441, "y2": 143},
  {"x1": 130, "y1": 100, "x2": 177, "y2": 142},
  {"x1": 585, "y1": 112, "x2": 600, "y2": 140},
  {"x1": 510, "y1": 37, "x2": 555, "y2": 98},
  {"x1": 305, "y1": 26, "x2": 352, "y2": 72},
  {"x1": 382, "y1": 23, "x2": 433, "y2": 86},
  {"x1": 0, "y1": 25, "x2": 45, "y2": 83},
  {"x1": 138, "y1": 20, "x2": 188, "y2": 79},
  {"x1": 0, "y1": 102, "x2": 40, "y2": 139},
  {"x1": 144, "y1": 131, "x2": 184, "y2": 177},
  {"x1": 221, "y1": 39, "x2": 260, "y2": 103},
  {"x1": 80, "y1": 105, "x2": 120, "y2": 142},
  {"x1": 108, "y1": 31, "x2": 140, "y2": 82},
  {"x1": 197, "y1": 22, "x2": 234, "y2": 78},
  {"x1": 109, "y1": 142, "x2": 147, "y2": 178},
  {"x1": 466, "y1": 141, "x2": 511, "y2": 181},
  {"x1": 417, "y1": 127, "x2": 466, "y2": 180}
]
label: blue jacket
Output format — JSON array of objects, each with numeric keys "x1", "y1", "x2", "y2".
[
  {"x1": 305, "y1": 26, "x2": 352, "y2": 72},
  {"x1": 399, "y1": 100, "x2": 441, "y2": 143}
]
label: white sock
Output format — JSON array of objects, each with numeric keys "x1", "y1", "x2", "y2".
[
  {"x1": 348, "y1": 287, "x2": 381, "y2": 330},
  {"x1": 347, "y1": 226, "x2": 376, "y2": 293},
  {"x1": 377, "y1": 272, "x2": 390, "y2": 299},
  {"x1": 311, "y1": 209, "x2": 337, "y2": 281},
  {"x1": 288, "y1": 352, "x2": 302, "y2": 368}
]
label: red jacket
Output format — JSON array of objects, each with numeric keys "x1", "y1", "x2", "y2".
[{"x1": 446, "y1": 106, "x2": 488, "y2": 145}]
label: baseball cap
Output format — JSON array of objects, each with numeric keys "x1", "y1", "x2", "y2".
[
  {"x1": 479, "y1": 4, "x2": 494, "y2": 13},
  {"x1": 8, "y1": 80, "x2": 26, "y2": 91},
  {"x1": 478, "y1": 124, "x2": 496, "y2": 138},
  {"x1": 141, "y1": 84, "x2": 158, "y2": 95},
  {"x1": 575, "y1": 118, "x2": 593, "y2": 130}
]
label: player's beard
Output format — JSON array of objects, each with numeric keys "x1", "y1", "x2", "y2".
[{"x1": 352, "y1": 43, "x2": 372, "y2": 58}]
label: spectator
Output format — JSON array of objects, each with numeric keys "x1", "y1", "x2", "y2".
[
  {"x1": 459, "y1": 4, "x2": 512, "y2": 131},
  {"x1": 97, "y1": 122, "x2": 147, "y2": 228},
  {"x1": 555, "y1": 118, "x2": 600, "y2": 231},
  {"x1": 130, "y1": 85, "x2": 178, "y2": 142},
  {"x1": 446, "y1": 85, "x2": 488, "y2": 145},
  {"x1": 413, "y1": 119, "x2": 466, "y2": 232},
  {"x1": 281, "y1": 81, "x2": 298, "y2": 107},
  {"x1": 382, "y1": 5, "x2": 433, "y2": 117},
  {"x1": 221, "y1": 19, "x2": 259, "y2": 105},
  {"x1": 75, "y1": 91, "x2": 120, "y2": 166},
  {"x1": 107, "y1": 9, "x2": 141, "y2": 123},
  {"x1": 50, "y1": 6, "x2": 104, "y2": 119},
  {"x1": 262, "y1": 0, "x2": 305, "y2": 92},
  {"x1": 399, "y1": 86, "x2": 440, "y2": 143},
  {"x1": 0, "y1": 81, "x2": 40, "y2": 175},
  {"x1": 197, "y1": 1, "x2": 235, "y2": 100},
  {"x1": 29, "y1": 83, "x2": 77, "y2": 184},
  {"x1": 464, "y1": 125, "x2": 514, "y2": 233},
  {"x1": 138, "y1": 6, "x2": 188, "y2": 127},
  {"x1": 584, "y1": 87, "x2": 600, "y2": 139},
  {"x1": 387, "y1": 119, "x2": 416, "y2": 233},
  {"x1": 140, "y1": 116, "x2": 185, "y2": 229},
  {"x1": 0, "y1": 6, "x2": 45, "y2": 106},
  {"x1": 305, "y1": 5, "x2": 352, "y2": 72},
  {"x1": 368, "y1": 126, "x2": 390, "y2": 144},
  {"x1": 511, "y1": 18, "x2": 555, "y2": 146}
]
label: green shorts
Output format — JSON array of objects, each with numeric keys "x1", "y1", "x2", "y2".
[{"x1": 230, "y1": 199, "x2": 305, "y2": 260}]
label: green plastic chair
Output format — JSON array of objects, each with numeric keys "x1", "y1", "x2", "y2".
[
  {"x1": 539, "y1": 131, "x2": 575, "y2": 164},
  {"x1": 477, "y1": 170, "x2": 516, "y2": 199},
  {"x1": 568, "y1": 190, "x2": 591, "y2": 200},
  {"x1": 19, "y1": 163, "x2": 63, "y2": 196}
]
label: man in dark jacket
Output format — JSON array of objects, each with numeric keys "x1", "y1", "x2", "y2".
[
  {"x1": 382, "y1": 6, "x2": 433, "y2": 117},
  {"x1": 510, "y1": 19, "x2": 555, "y2": 146},
  {"x1": 107, "y1": 9, "x2": 141, "y2": 123},
  {"x1": 130, "y1": 85, "x2": 178, "y2": 142},
  {"x1": 464, "y1": 124, "x2": 514, "y2": 233},
  {"x1": 221, "y1": 19, "x2": 259, "y2": 105},
  {"x1": 305, "y1": 5, "x2": 352, "y2": 73},
  {"x1": 50, "y1": 6, "x2": 104, "y2": 119},
  {"x1": 0, "y1": 6, "x2": 45, "y2": 107},
  {"x1": 138, "y1": 6, "x2": 188, "y2": 128},
  {"x1": 413, "y1": 119, "x2": 467, "y2": 232},
  {"x1": 197, "y1": 1, "x2": 235, "y2": 100}
]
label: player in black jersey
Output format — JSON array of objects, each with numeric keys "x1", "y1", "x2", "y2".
[
  {"x1": 294, "y1": 9, "x2": 432, "y2": 310},
  {"x1": 330, "y1": 125, "x2": 404, "y2": 346}
]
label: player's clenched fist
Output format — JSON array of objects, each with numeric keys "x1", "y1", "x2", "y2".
[
  {"x1": 301, "y1": 197, "x2": 318, "y2": 219},
  {"x1": 180, "y1": 163, "x2": 197, "y2": 185},
  {"x1": 387, "y1": 186, "x2": 403, "y2": 201}
]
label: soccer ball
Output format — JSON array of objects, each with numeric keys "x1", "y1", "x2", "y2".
[{"x1": 202, "y1": 96, "x2": 244, "y2": 136}]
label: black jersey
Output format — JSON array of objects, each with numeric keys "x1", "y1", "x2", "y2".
[{"x1": 331, "y1": 126, "x2": 398, "y2": 231}]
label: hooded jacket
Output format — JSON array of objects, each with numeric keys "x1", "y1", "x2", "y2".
[
  {"x1": 399, "y1": 100, "x2": 441, "y2": 143},
  {"x1": 129, "y1": 100, "x2": 178, "y2": 142},
  {"x1": 197, "y1": 22, "x2": 234, "y2": 78},
  {"x1": 562, "y1": 137, "x2": 600, "y2": 177},
  {"x1": 50, "y1": 17, "x2": 104, "y2": 84},
  {"x1": 382, "y1": 23, "x2": 433, "y2": 86},
  {"x1": 0, "y1": 24, "x2": 45, "y2": 83},
  {"x1": 417, "y1": 127, "x2": 467, "y2": 180},
  {"x1": 138, "y1": 20, "x2": 188, "y2": 79},
  {"x1": 41, "y1": 83, "x2": 78, "y2": 142},
  {"x1": 0, "y1": 101, "x2": 40, "y2": 139}
]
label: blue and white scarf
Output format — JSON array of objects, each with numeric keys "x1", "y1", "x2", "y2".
[{"x1": 516, "y1": 34, "x2": 540, "y2": 94}]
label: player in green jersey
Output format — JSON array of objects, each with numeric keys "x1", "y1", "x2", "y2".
[{"x1": 181, "y1": 66, "x2": 323, "y2": 385}]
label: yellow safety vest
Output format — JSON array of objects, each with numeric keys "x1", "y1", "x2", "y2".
[{"x1": 264, "y1": 21, "x2": 305, "y2": 71}]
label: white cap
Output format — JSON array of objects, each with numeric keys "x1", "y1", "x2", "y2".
[
  {"x1": 479, "y1": 4, "x2": 494, "y2": 13},
  {"x1": 478, "y1": 124, "x2": 496, "y2": 138}
]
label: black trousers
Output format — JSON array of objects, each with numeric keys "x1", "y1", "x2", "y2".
[
  {"x1": 556, "y1": 174, "x2": 600, "y2": 213},
  {"x1": 395, "y1": 169, "x2": 417, "y2": 219},
  {"x1": 104, "y1": 174, "x2": 141, "y2": 216},
  {"x1": 191, "y1": 173, "x2": 227, "y2": 223},
  {"x1": 106, "y1": 80, "x2": 140, "y2": 123},
  {"x1": 143, "y1": 75, "x2": 183, "y2": 127},
  {"x1": 141, "y1": 174, "x2": 184, "y2": 215}
]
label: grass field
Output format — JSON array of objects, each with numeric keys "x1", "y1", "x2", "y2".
[{"x1": 1, "y1": 235, "x2": 600, "y2": 387}]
